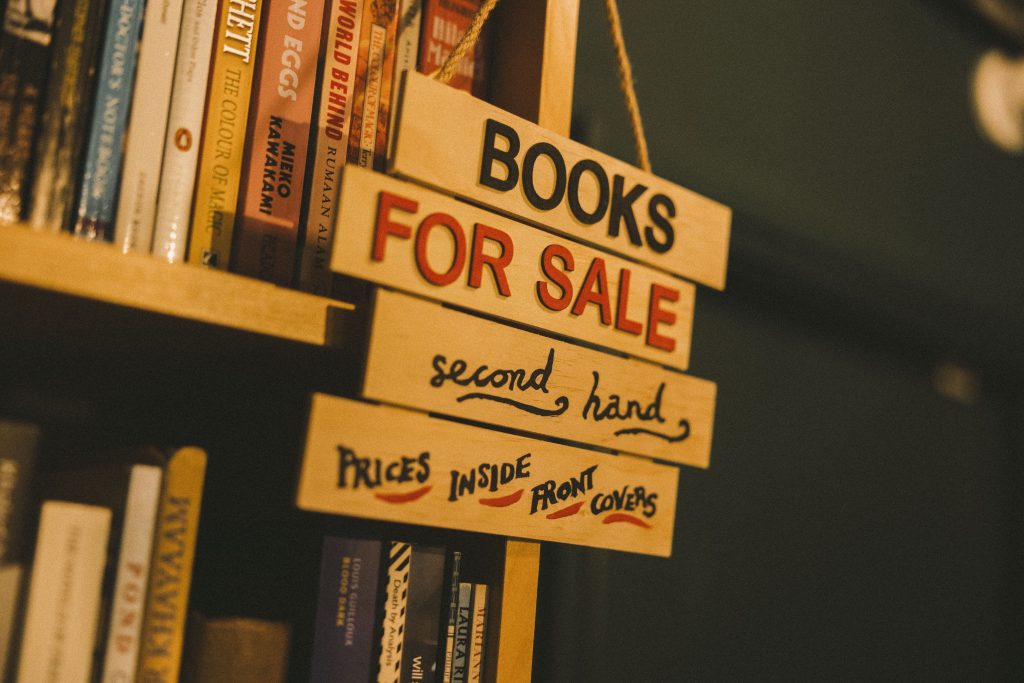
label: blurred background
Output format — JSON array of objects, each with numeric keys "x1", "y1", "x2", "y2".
[{"x1": 534, "y1": 0, "x2": 1024, "y2": 679}]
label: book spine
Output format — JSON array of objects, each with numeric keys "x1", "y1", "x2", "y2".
[
  {"x1": 449, "y1": 583, "x2": 472, "y2": 683},
  {"x1": 295, "y1": 0, "x2": 363, "y2": 295},
  {"x1": 0, "y1": 0, "x2": 60, "y2": 222},
  {"x1": 232, "y1": 0, "x2": 327, "y2": 284},
  {"x1": 112, "y1": 0, "x2": 187, "y2": 254},
  {"x1": 440, "y1": 551, "x2": 460, "y2": 683},
  {"x1": 136, "y1": 447, "x2": 207, "y2": 683},
  {"x1": 466, "y1": 584, "x2": 486, "y2": 683},
  {"x1": 150, "y1": 0, "x2": 220, "y2": 263},
  {"x1": 399, "y1": 544, "x2": 444, "y2": 683},
  {"x1": 416, "y1": 0, "x2": 486, "y2": 96},
  {"x1": 27, "y1": 0, "x2": 105, "y2": 232},
  {"x1": 348, "y1": 0, "x2": 398, "y2": 171},
  {"x1": 386, "y1": 0, "x2": 419, "y2": 158},
  {"x1": 0, "y1": 420, "x2": 39, "y2": 681},
  {"x1": 187, "y1": 0, "x2": 266, "y2": 268},
  {"x1": 310, "y1": 537, "x2": 382, "y2": 682},
  {"x1": 15, "y1": 501, "x2": 112, "y2": 683},
  {"x1": 100, "y1": 465, "x2": 163, "y2": 683},
  {"x1": 72, "y1": 0, "x2": 147, "y2": 241},
  {"x1": 376, "y1": 541, "x2": 411, "y2": 683}
]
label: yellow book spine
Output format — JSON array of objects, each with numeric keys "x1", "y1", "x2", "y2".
[
  {"x1": 187, "y1": 0, "x2": 265, "y2": 269},
  {"x1": 136, "y1": 447, "x2": 208, "y2": 683}
]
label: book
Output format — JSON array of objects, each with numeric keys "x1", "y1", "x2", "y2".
[
  {"x1": 181, "y1": 613, "x2": 290, "y2": 683},
  {"x1": 26, "y1": 0, "x2": 105, "y2": 233},
  {"x1": 440, "y1": 551, "x2": 460, "y2": 683},
  {"x1": 15, "y1": 501, "x2": 112, "y2": 683},
  {"x1": 232, "y1": 0, "x2": 328, "y2": 284},
  {"x1": 43, "y1": 456, "x2": 164, "y2": 683},
  {"x1": 188, "y1": 0, "x2": 267, "y2": 268},
  {"x1": 310, "y1": 536, "x2": 383, "y2": 682},
  {"x1": 72, "y1": 0, "x2": 148, "y2": 241},
  {"x1": 416, "y1": 0, "x2": 488, "y2": 96},
  {"x1": 0, "y1": 0, "x2": 60, "y2": 222},
  {"x1": 150, "y1": 0, "x2": 220, "y2": 263},
  {"x1": 399, "y1": 543, "x2": 444, "y2": 683},
  {"x1": 449, "y1": 582, "x2": 472, "y2": 683},
  {"x1": 136, "y1": 446, "x2": 207, "y2": 683},
  {"x1": 386, "y1": 0, "x2": 420, "y2": 156},
  {"x1": 376, "y1": 540, "x2": 411, "y2": 683},
  {"x1": 0, "y1": 419, "x2": 39, "y2": 681},
  {"x1": 295, "y1": 0, "x2": 363, "y2": 295},
  {"x1": 113, "y1": 0, "x2": 187, "y2": 253},
  {"x1": 466, "y1": 584, "x2": 486, "y2": 683},
  {"x1": 348, "y1": 0, "x2": 399, "y2": 171}
]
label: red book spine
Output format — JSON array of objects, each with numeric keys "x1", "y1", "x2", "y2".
[
  {"x1": 233, "y1": 0, "x2": 329, "y2": 284},
  {"x1": 417, "y1": 0, "x2": 488, "y2": 96},
  {"x1": 347, "y1": 0, "x2": 399, "y2": 170}
]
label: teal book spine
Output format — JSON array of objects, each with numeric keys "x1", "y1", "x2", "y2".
[{"x1": 72, "y1": 0, "x2": 146, "y2": 241}]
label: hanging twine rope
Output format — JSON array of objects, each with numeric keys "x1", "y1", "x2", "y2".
[
  {"x1": 434, "y1": 0, "x2": 502, "y2": 84},
  {"x1": 435, "y1": 0, "x2": 651, "y2": 171}
]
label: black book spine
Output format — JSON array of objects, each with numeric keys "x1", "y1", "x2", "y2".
[
  {"x1": 400, "y1": 545, "x2": 446, "y2": 683},
  {"x1": 0, "y1": 419, "x2": 40, "y2": 565},
  {"x1": 440, "y1": 550, "x2": 461, "y2": 683}
]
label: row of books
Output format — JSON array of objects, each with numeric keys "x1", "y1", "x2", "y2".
[
  {"x1": 0, "y1": 0, "x2": 489, "y2": 292},
  {"x1": 313, "y1": 538, "x2": 489, "y2": 683},
  {"x1": 0, "y1": 420, "x2": 208, "y2": 683}
]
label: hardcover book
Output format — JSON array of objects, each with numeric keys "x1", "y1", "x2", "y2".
[
  {"x1": 399, "y1": 544, "x2": 444, "y2": 683},
  {"x1": 150, "y1": 0, "x2": 220, "y2": 263},
  {"x1": 113, "y1": 0, "x2": 187, "y2": 253},
  {"x1": 386, "y1": 0, "x2": 420, "y2": 154},
  {"x1": 449, "y1": 583, "x2": 472, "y2": 683},
  {"x1": 181, "y1": 613, "x2": 291, "y2": 683},
  {"x1": 310, "y1": 536, "x2": 382, "y2": 682},
  {"x1": 296, "y1": 0, "x2": 364, "y2": 295},
  {"x1": 188, "y1": 0, "x2": 266, "y2": 268},
  {"x1": 16, "y1": 501, "x2": 112, "y2": 683},
  {"x1": 136, "y1": 446, "x2": 207, "y2": 683},
  {"x1": 0, "y1": 0, "x2": 60, "y2": 222},
  {"x1": 347, "y1": 0, "x2": 399, "y2": 171},
  {"x1": 233, "y1": 0, "x2": 328, "y2": 284},
  {"x1": 27, "y1": 0, "x2": 105, "y2": 233},
  {"x1": 440, "y1": 551, "x2": 461, "y2": 683},
  {"x1": 376, "y1": 540, "x2": 411, "y2": 683},
  {"x1": 416, "y1": 0, "x2": 488, "y2": 96},
  {"x1": 72, "y1": 0, "x2": 148, "y2": 240},
  {"x1": 466, "y1": 584, "x2": 486, "y2": 682}
]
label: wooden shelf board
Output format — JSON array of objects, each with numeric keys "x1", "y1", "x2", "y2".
[{"x1": 0, "y1": 222, "x2": 351, "y2": 346}]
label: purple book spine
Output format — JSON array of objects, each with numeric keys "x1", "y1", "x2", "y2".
[{"x1": 311, "y1": 537, "x2": 382, "y2": 682}]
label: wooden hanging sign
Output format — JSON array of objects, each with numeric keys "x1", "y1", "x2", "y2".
[
  {"x1": 389, "y1": 71, "x2": 731, "y2": 289},
  {"x1": 297, "y1": 394, "x2": 679, "y2": 557},
  {"x1": 332, "y1": 165, "x2": 696, "y2": 369},
  {"x1": 362, "y1": 289, "x2": 717, "y2": 468}
]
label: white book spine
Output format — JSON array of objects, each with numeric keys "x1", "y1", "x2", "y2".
[
  {"x1": 0, "y1": 564, "x2": 23, "y2": 681},
  {"x1": 113, "y1": 0, "x2": 187, "y2": 254},
  {"x1": 297, "y1": 0, "x2": 364, "y2": 295},
  {"x1": 100, "y1": 465, "x2": 163, "y2": 683},
  {"x1": 376, "y1": 541, "x2": 411, "y2": 683},
  {"x1": 16, "y1": 501, "x2": 112, "y2": 683},
  {"x1": 467, "y1": 584, "x2": 487, "y2": 682},
  {"x1": 150, "y1": 0, "x2": 219, "y2": 263}
]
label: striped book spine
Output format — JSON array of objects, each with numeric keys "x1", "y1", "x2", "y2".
[
  {"x1": 73, "y1": 0, "x2": 148, "y2": 241},
  {"x1": 296, "y1": 0, "x2": 363, "y2": 295},
  {"x1": 113, "y1": 0, "x2": 187, "y2": 253},
  {"x1": 376, "y1": 541, "x2": 411, "y2": 683},
  {"x1": 150, "y1": 0, "x2": 220, "y2": 263},
  {"x1": 347, "y1": 0, "x2": 399, "y2": 171}
]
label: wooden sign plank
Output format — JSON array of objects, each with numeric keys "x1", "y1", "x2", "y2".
[
  {"x1": 390, "y1": 71, "x2": 731, "y2": 290},
  {"x1": 332, "y1": 165, "x2": 696, "y2": 369},
  {"x1": 363, "y1": 289, "x2": 717, "y2": 468},
  {"x1": 296, "y1": 394, "x2": 679, "y2": 557}
]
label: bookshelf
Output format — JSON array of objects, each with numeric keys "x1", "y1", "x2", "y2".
[{"x1": 0, "y1": 0, "x2": 582, "y2": 680}]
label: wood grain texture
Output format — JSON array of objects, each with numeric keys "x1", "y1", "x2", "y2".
[
  {"x1": 390, "y1": 71, "x2": 731, "y2": 289},
  {"x1": 0, "y1": 222, "x2": 351, "y2": 345},
  {"x1": 364, "y1": 289, "x2": 717, "y2": 467},
  {"x1": 493, "y1": 540, "x2": 540, "y2": 683},
  {"x1": 332, "y1": 166, "x2": 695, "y2": 369},
  {"x1": 296, "y1": 394, "x2": 678, "y2": 556}
]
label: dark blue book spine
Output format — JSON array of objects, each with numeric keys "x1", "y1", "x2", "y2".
[
  {"x1": 72, "y1": 0, "x2": 146, "y2": 240},
  {"x1": 311, "y1": 537, "x2": 383, "y2": 683}
]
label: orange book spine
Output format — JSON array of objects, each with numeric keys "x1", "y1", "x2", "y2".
[
  {"x1": 347, "y1": 0, "x2": 399, "y2": 170},
  {"x1": 233, "y1": 0, "x2": 329, "y2": 284}
]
